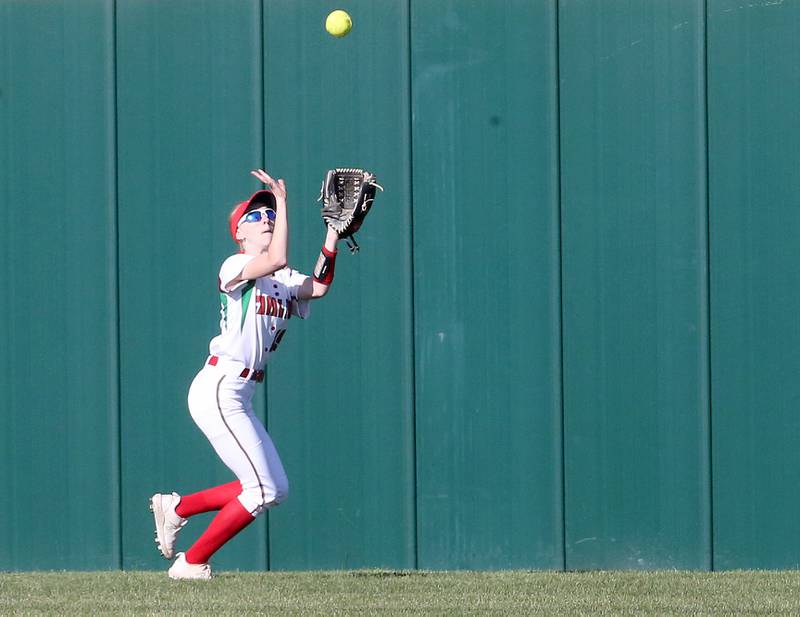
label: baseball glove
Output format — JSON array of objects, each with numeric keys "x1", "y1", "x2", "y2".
[{"x1": 318, "y1": 168, "x2": 383, "y2": 253}]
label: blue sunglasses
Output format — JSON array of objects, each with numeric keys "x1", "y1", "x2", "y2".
[{"x1": 241, "y1": 208, "x2": 276, "y2": 224}]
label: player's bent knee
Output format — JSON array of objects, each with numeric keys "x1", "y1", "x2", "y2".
[
  {"x1": 238, "y1": 487, "x2": 267, "y2": 515},
  {"x1": 261, "y1": 479, "x2": 289, "y2": 509},
  {"x1": 273, "y1": 479, "x2": 289, "y2": 506},
  {"x1": 238, "y1": 481, "x2": 289, "y2": 515}
]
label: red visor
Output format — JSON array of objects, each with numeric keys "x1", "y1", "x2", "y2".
[{"x1": 229, "y1": 190, "x2": 276, "y2": 241}]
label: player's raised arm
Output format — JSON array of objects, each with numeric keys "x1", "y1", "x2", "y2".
[
  {"x1": 297, "y1": 167, "x2": 382, "y2": 300},
  {"x1": 240, "y1": 169, "x2": 287, "y2": 276},
  {"x1": 228, "y1": 170, "x2": 289, "y2": 287}
]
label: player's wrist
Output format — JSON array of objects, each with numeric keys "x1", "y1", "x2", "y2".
[
  {"x1": 313, "y1": 244, "x2": 337, "y2": 285},
  {"x1": 324, "y1": 228, "x2": 339, "y2": 251}
]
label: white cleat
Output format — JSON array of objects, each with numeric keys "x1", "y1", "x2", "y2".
[
  {"x1": 168, "y1": 552, "x2": 212, "y2": 580},
  {"x1": 149, "y1": 492, "x2": 187, "y2": 560}
]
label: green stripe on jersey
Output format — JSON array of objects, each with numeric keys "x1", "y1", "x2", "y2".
[
  {"x1": 220, "y1": 293, "x2": 228, "y2": 328},
  {"x1": 240, "y1": 281, "x2": 255, "y2": 330}
]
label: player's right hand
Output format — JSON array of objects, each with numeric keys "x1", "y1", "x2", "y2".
[{"x1": 251, "y1": 169, "x2": 287, "y2": 203}]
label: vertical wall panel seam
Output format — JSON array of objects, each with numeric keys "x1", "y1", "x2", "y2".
[
  {"x1": 554, "y1": 0, "x2": 567, "y2": 572},
  {"x1": 407, "y1": 0, "x2": 419, "y2": 571},
  {"x1": 110, "y1": 0, "x2": 123, "y2": 570},
  {"x1": 259, "y1": 0, "x2": 270, "y2": 573},
  {"x1": 703, "y1": 0, "x2": 715, "y2": 572}
]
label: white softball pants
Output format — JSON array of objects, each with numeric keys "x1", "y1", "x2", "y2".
[{"x1": 187, "y1": 364, "x2": 288, "y2": 515}]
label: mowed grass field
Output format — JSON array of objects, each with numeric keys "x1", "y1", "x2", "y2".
[{"x1": 2, "y1": 570, "x2": 800, "y2": 616}]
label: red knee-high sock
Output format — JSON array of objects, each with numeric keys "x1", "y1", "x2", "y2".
[
  {"x1": 175, "y1": 481, "x2": 242, "y2": 518},
  {"x1": 184, "y1": 497, "x2": 255, "y2": 564}
]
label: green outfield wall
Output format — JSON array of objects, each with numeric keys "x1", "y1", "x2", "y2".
[{"x1": 1, "y1": 0, "x2": 799, "y2": 571}]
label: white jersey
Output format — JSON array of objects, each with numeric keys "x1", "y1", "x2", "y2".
[{"x1": 208, "y1": 254, "x2": 310, "y2": 371}]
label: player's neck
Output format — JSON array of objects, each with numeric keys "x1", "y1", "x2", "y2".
[{"x1": 242, "y1": 242, "x2": 270, "y2": 256}]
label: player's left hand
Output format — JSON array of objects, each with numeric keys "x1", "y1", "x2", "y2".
[{"x1": 251, "y1": 169, "x2": 287, "y2": 202}]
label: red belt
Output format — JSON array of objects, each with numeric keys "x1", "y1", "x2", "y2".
[{"x1": 207, "y1": 355, "x2": 264, "y2": 383}]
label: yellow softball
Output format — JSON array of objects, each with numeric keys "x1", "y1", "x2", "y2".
[{"x1": 325, "y1": 10, "x2": 352, "y2": 38}]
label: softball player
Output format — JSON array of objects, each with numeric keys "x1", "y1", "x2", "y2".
[{"x1": 150, "y1": 169, "x2": 340, "y2": 580}]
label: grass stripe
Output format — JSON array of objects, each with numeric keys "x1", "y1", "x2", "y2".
[{"x1": 2, "y1": 570, "x2": 800, "y2": 616}]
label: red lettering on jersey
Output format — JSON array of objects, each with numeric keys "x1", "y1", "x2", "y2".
[{"x1": 255, "y1": 290, "x2": 290, "y2": 319}]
